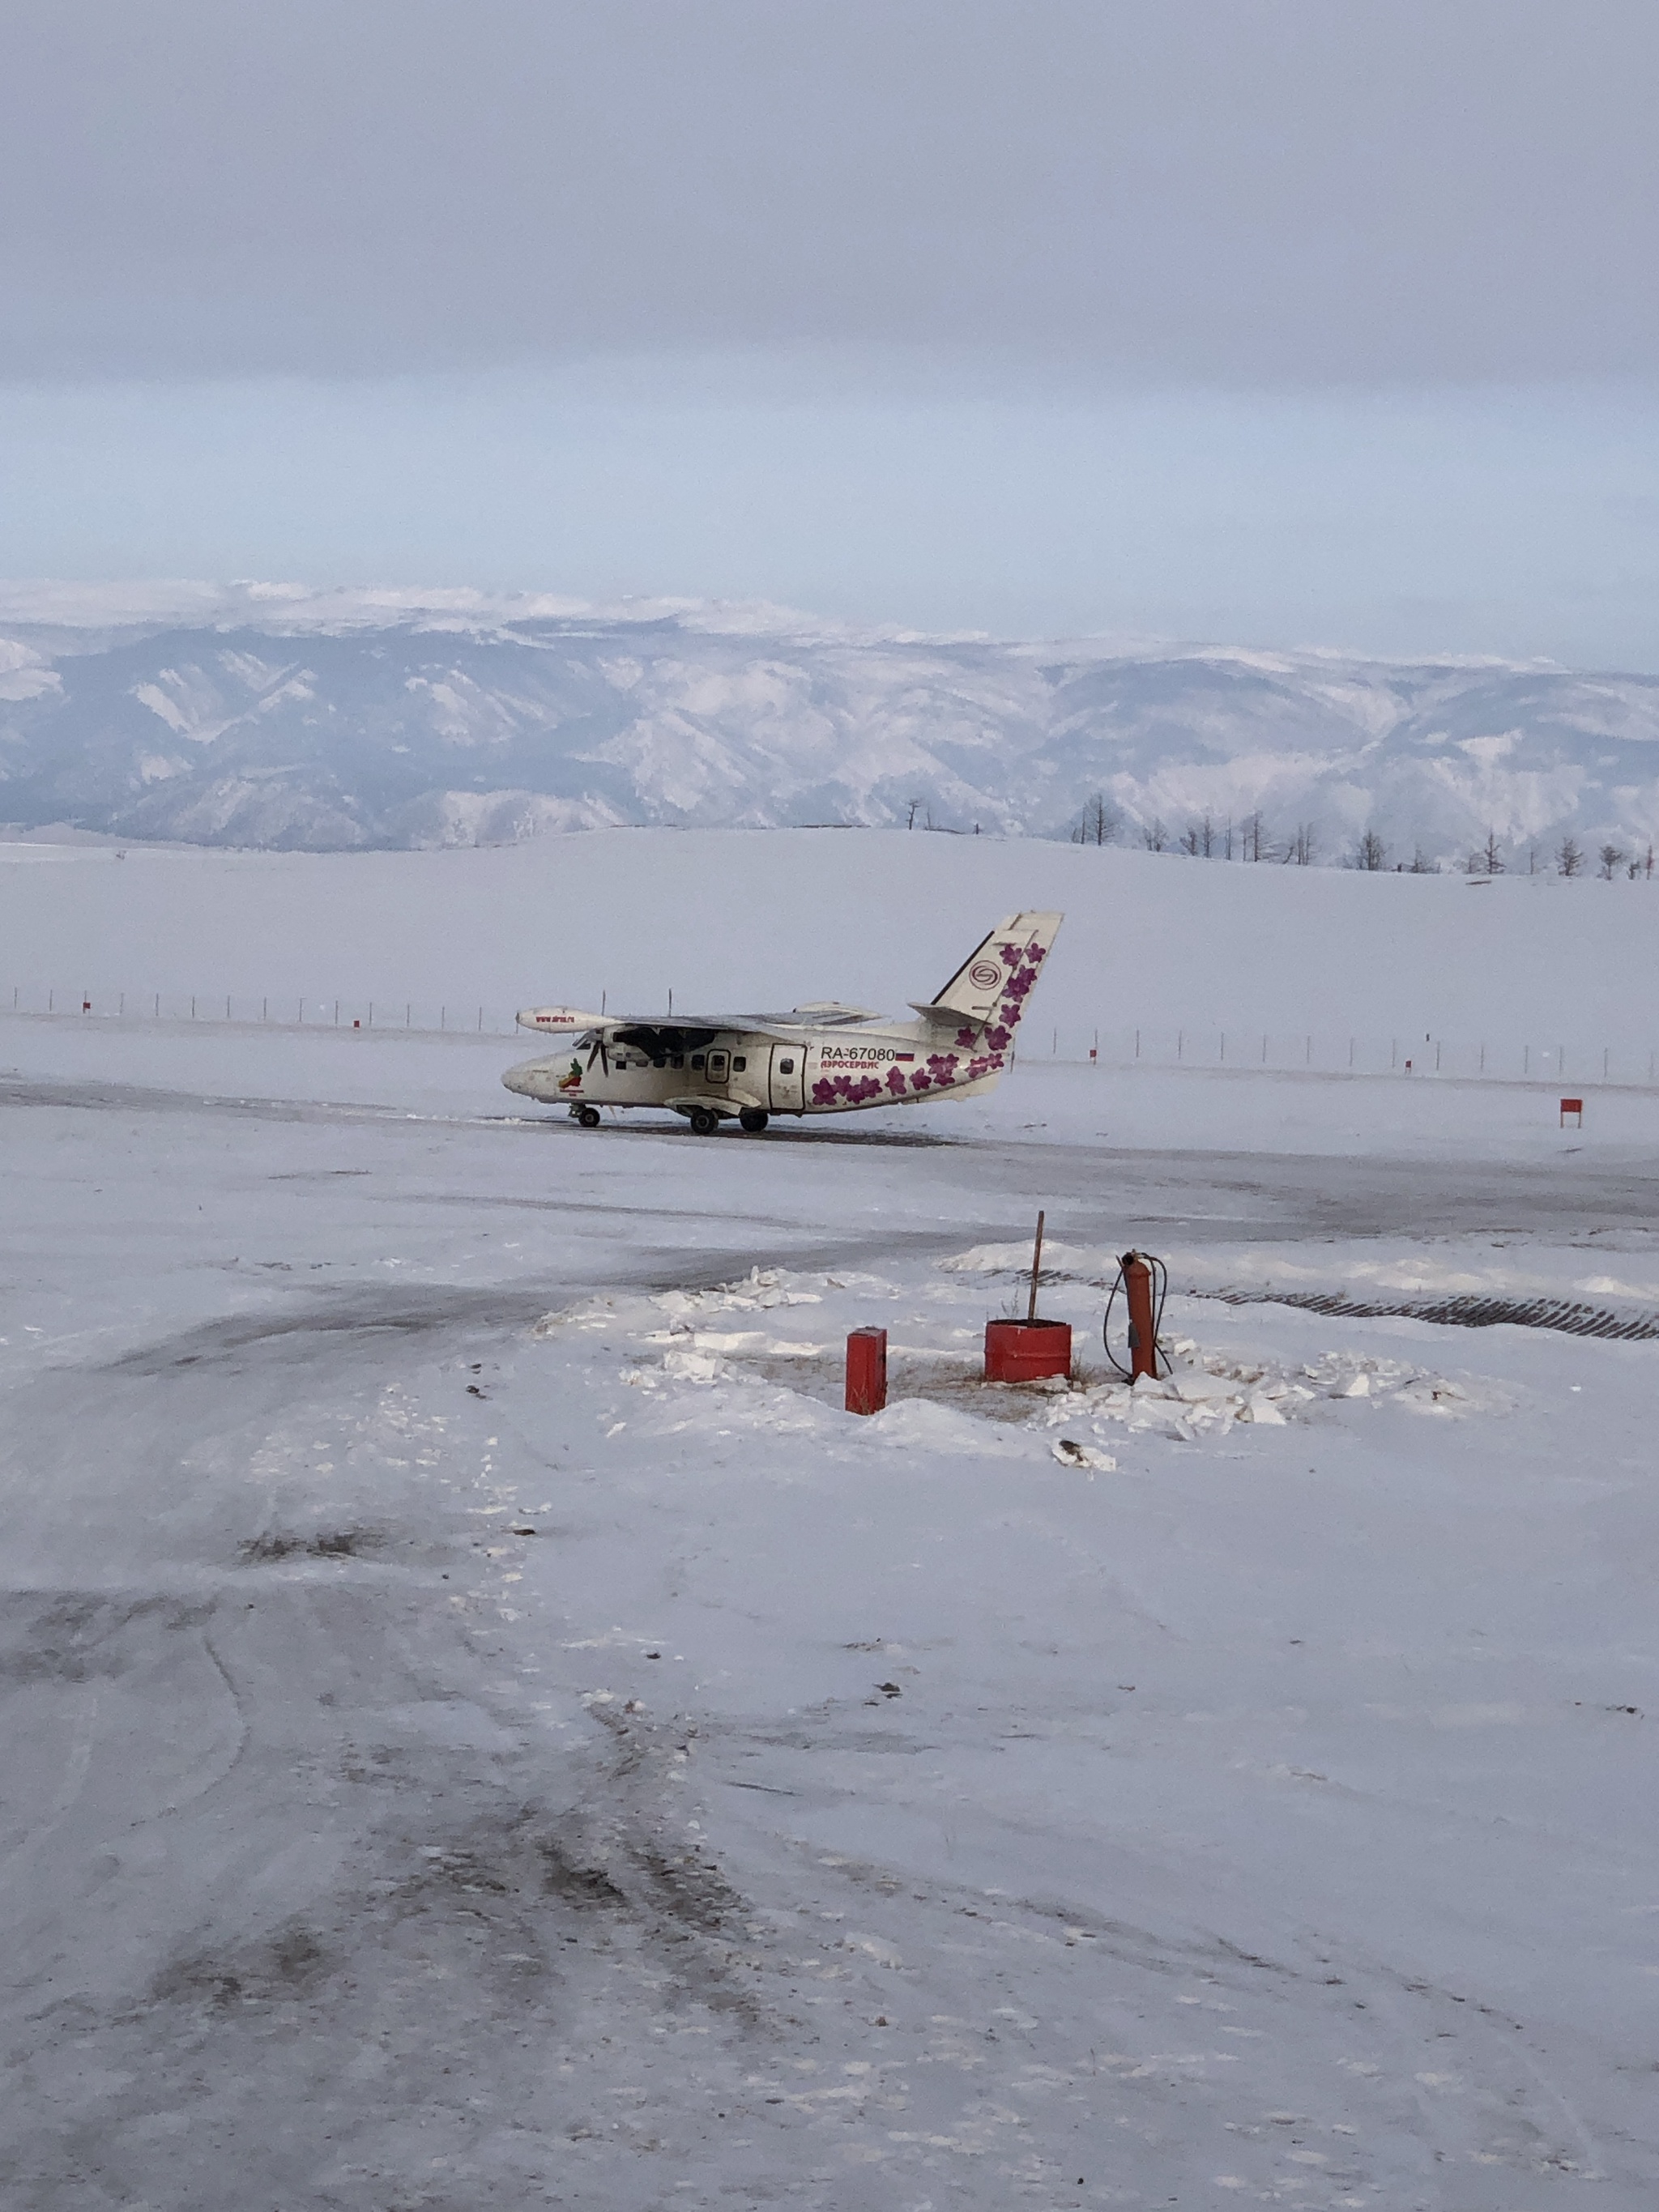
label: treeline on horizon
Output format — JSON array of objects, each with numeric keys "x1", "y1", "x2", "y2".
[{"x1": 1060, "y1": 795, "x2": 1658, "y2": 882}]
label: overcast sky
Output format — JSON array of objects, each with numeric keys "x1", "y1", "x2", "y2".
[{"x1": 3, "y1": 0, "x2": 1657, "y2": 659}]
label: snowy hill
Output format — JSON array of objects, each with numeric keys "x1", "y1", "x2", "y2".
[
  {"x1": 3, "y1": 582, "x2": 1658, "y2": 863},
  {"x1": 6, "y1": 825, "x2": 1658, "y2": 1067}
]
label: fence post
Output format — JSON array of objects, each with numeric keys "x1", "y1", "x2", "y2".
[
  {"x1": 1305, "y1": 1035, "x2": 1311, "y2": 1065},
  {"x1": 845, "y1": 1328, "x2": 888, "y2": 1415}
]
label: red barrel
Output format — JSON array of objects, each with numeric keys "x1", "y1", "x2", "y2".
[{"x1": 984, "y1": 1319, "x2": 1073, "y2": 1383}]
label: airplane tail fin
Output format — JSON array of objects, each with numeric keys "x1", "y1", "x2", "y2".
[{"x1": 912, "y1": 912, "x2": 1064, "y2": 1039}]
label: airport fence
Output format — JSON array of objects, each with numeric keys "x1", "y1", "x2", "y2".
[
  {"x1": 6, "y1": 988, "x2": 1658, "y2": 1089},
  {"x1": 1032, "y1": 1023, "x2": 1659, "y2": 1089},
  {"x1": 3, "y1": 984, "x2": 522, "y2": 1037}
]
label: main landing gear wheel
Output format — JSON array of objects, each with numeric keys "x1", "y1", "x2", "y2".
[
  {"x1": 738, "y1": 1107, "x2": 770, "y2": 1133},
  {"x1": 688, "y1": 1106, "x2": 721, "y2": 1136},
  {"x1": 577, "y1": 1105, "x2": 602, "y2": 1128}
]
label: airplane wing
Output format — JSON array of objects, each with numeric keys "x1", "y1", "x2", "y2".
[{"x1": 516, "y1": 1002, "x2": 881, "y2": 1037}]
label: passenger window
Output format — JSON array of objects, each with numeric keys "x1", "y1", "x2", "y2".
[
  {"x1": 731, "y1": 1055, "x2": 746, "y2": 1072},
  {"x1": 691, "y1": 1053, "x2": 706, "y2": 1070},
  {"x1": 671, "y1": 1055, "x2": 684, "y2": 1069},
  {"x1": 778, "y1": 1056, "x2": 795, "y2": 1074},
  {"x1": 651, "y1": 1057, "x2": 666, "y2": 1069}
]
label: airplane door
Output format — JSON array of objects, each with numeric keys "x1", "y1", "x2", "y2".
[
  {"x1": 768, "y1": 1042, "x2": 804, "y2": 1113},
  {"x1": 706, "y1": 1047, "x2": 729, "y2": 1090}
]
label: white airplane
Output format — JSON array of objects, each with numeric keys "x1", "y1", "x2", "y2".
[{"x1": 502, "y1": 910, "x2": 1063, "y2": 1133}]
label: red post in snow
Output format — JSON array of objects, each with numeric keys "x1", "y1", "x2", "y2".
[
  {"x1": 846, "y1": 1328, "x2": 888, "y2": 1415},
  {"x1": 1122, "y1": 1251, "x2": 1158, "y2": 1382}
]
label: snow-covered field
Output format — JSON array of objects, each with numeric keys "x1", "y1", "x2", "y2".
[
  {"x1": 2, "y1": 837, "x2": 1657, "y2": 2209},
  {"x1": 6, "y1": 825, "x2": 1659, "y2": 1064}
]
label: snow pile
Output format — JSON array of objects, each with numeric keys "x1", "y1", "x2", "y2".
[
  {"x1": 1034, "y1": 1345, "x2": 1511, "y2": 1449},
  {"x1": 529, "y1": 1264, "x2": 1515, "y2": 1467}
]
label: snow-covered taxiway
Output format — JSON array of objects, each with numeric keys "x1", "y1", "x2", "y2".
[
  {"x1": 2, "y1": 830, "x2": 1658, "y2": 2210},
  {"x1": 2, "y1": 1008, "x2": 1656, "y2": 2212}
]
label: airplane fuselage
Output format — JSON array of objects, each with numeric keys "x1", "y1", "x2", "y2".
[{"x1": 503, "y1": 1016, "x2": 1007, "y2": 1127}]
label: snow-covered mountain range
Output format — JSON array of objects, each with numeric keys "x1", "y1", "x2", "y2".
[{"x1": 2, "y1": 582, "x2": 1657, "y2": 865}]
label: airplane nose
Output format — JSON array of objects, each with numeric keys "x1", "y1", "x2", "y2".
[{"x1": 501, "y1": 1059, "x2": 537, "y2": 1096}]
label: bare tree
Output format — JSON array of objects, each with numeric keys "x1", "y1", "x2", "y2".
[
  {"x1": 1282, "y1": 821, "x2": 1316, "y2": 867},
  {"x1": 1240, "y1": 810, "x2": 1269, "y2": 862},
  {"x1": 1556, "y1": 834, "x2": 1583, "y2": 877},
  {"x1": 1142, "y1": 817, "x2": 1168, "y2": 852},
  {"x1": 1408, "y1": 846, "x2": 1437, "y2": 873},
  {"x1": 1482, "y1": 829, "x2": 1505, "y2": 875},
  {"x1": 1071, "y1": 793, "x2": 1121, "y2": 846},
  {"x1": 1354, "y1": 829, "x2": 1387, "y2": 871},
  {"x1": 1599, "y1": 842, "x2": 1627, "y2": 880},
  {"x1": 906, "y1": 798, "x2": 923, "y2": 830}
]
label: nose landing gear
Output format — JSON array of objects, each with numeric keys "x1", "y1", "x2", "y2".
[{"x1": 574, "y1": 1104, "x2": 602, "y2": 1128}]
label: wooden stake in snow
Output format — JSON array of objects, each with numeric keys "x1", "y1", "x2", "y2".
[{"x1": 1027, "y1": 1210, "x2": 1045, "y2": 1324}]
